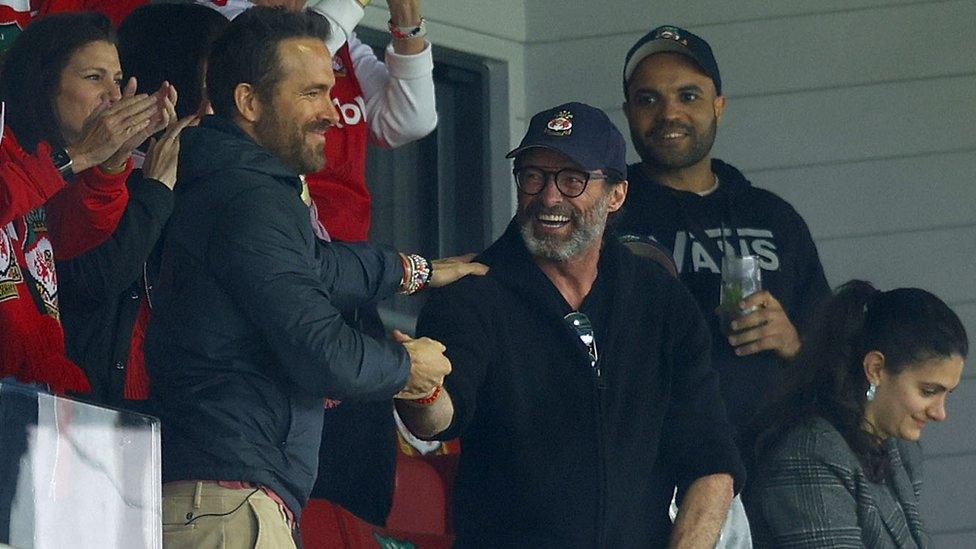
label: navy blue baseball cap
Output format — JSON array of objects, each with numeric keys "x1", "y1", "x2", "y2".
[
  {"x1": 506, "y1": 102, "x2": 627, "y2": 177},
  {"x1": 623, "y1": 25, "x2": 721, "y2": 96}
]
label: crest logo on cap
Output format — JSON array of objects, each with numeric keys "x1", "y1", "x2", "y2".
[
  {"x1": 654, "y1": 26, "x2": 689, "y2": 47},
  {"x1": 545, "y1": 111, "x2": 573, "y2": 136}
]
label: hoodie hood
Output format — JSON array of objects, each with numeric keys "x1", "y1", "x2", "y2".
[
  {"x1": 709, "y1": 158, "x2": 752, "y2": 194},
  {"x1": 626, "y1": 158, "x2": 753, "y2": 195},
  {"x1": 177, "y1": 115, "x2": 301, "y2": 195}
]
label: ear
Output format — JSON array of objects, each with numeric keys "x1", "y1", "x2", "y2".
[
  {"x1": 607, "y1": 179, "x2": 628, "y2": 213},
  {"x1": 234, "y1": 82, "x2": 261, "y2": 123},
  {"x1": 862, "y1": 350, "x2": 887, "y2": 385},
  {"x1": 622, "y1": 99, "x2": 631, "y2": 119},
  {"x1": 713, "y1": 95, "x2": 727, "y2": 124}
]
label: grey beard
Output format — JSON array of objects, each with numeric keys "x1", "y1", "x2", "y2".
[{"x1": 519, "y1": 193, "x2": 610, "y2": 262}]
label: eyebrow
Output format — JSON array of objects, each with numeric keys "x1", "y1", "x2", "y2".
[
  {"x1": 301, "y1": 83, "x2": 331, "y2": 94},
  {"x1": 79, "y1": 66, "x2": 122, "y2": 76}
]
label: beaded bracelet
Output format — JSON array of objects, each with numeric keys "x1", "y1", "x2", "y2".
[
  {"x1": 388, "y1": 17, "x2": 427, "y2": 40},
  {"x1": 412, "y1": 385, "x2": 442, "y2": 406},
  {"x1": 399, "y1": 253, "x2": 433, "y2": 295}
]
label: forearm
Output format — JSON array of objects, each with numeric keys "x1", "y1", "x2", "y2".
[
  {"x1": 46, "y1": 162, "x2": 133, "y2": 260},
  {"x1": 320, "y1": 242, "x2": 405, "y2": 309},
  {"x1": 305, "y1": 0, "x2": 365, "y2": 54},
  {"x1": 669, "y1": 474, "x2": 734, "y2": 549},
  {"x1": 395, "y1": 387, "x2": 454, "y2": 439},
  {"x1": 57, "y1": 177, "x2": 173, "y2": 307},
  {"x1": 351, "y1": 34, "x2": 437, "y2": 148},
  {"x1": 0, "y1": 138, "x2": 68, "y2": 226}
]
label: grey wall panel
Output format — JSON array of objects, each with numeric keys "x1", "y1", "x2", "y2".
[
  {"x1": 604, "y1": 72, "x2": 976, "y2": 171},
  {"x1": 382, "y1": 0, "x2": 527, "y2": 42},
  {"x1": 814, "y1": 226, "x2": 976, "y2": 304},
  {"x1": 955, "y1": 302, "x2": 976, "y2": 380},
  {"x1": 749, "y1": 152, "x2": 976, "y2": 240},
  {"x1": 923, "y1": 378, "x2": 976, "y2": 457},
  {"x1": 712, "y1": 75, "x2": 976, "y2": 172},
  {"x1": 524, "y1": 0, "x2": 944, "y2": 41},
  {"x1": 931, "y1": 532, "x2": 976, "y2": 549},
  {"x1": 921, "y1": 454, "x2": 976, "y2": 535},
  {"x1": 523, "y1": 0, "x2": 976, "y2": 113}
]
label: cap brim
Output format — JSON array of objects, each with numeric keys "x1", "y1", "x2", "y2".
[
  {"x1": 624, "y1": 40, "x2": 699, "y2": 82},
  {"x1": 505, "y1": 144, "x2": 554, "y2": 159},
  {"x1": 505, "y1": 144, "x2": 598, "y2": 171}
]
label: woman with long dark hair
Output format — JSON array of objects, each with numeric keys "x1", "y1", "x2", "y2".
[
  {"x1": 744, "y1": 280, "x2": 968, "y2": 547},
  {"x1": 0, "y1": 11, "x2": 173, "y2": 394},
  {"x1": 55, "y1": 3, "x2": 224, "y2": 407}
]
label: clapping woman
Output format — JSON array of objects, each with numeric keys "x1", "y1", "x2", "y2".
[
  {"x1": 0, "y1": 11, "x2": 172, "y2": 394},
  {"x1": 744, "y1": 280, "x2": 967, "y2": 548}
]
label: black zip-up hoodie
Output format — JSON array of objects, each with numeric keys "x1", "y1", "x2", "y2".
[
  {"x1": 419, "y1": 224, "x2": 744, "y2": 547},
  {"x1": 146, "y1": 116, "x2": 411, "y2": 519},
  {"x1": 617, "y1": 159, "x2": 830, "y2": 432}
]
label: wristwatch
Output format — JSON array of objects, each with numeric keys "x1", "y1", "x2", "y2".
[{"x1": 50, "y1": 148, "x2": 73, "y2": 178}]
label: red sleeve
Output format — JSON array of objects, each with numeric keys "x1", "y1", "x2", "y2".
[
  {"x1": 0, "y1": 129, "x2": 68, "y2": 227},
  {"x1": 45, "y1": 159, "x2": 132, "y2": 260}
]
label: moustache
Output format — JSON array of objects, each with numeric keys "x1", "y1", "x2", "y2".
[
  {"x1": 306, "y1": 121, "x2": 333, "y2": 134},
  {"x1": 646, "y1": 121, "x2": 695, "y2": 139},
  {"x1": 524, "y1": 201, "x2": 578, "y2": 221}
]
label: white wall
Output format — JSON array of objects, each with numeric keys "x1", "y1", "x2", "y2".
[{"x1": 366, "y1": 1, "x2": 976, "y2": 544}]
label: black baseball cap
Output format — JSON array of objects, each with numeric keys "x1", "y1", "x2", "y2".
[
  {"x1": 506, "y1": 102, "x2": 626, "y2": 177},
  {"x1": 623, "y1": 25, "x2": 721, "y2": 96}
]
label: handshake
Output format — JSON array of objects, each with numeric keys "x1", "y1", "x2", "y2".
[{"x1": 391, "y1": 329, "x2": 452, "y2": 401}]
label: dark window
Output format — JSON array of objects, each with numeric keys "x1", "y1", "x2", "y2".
[{"x1": 356, "y1": 29, "x2": 509, "y2": 328}]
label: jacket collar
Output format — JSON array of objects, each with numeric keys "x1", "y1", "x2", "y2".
[
  {"x1": 480, "y1": 221, "x2": 638, "y2": 370},
  {"x1": 625, "y1": 158, "x2": 753, "y2": 206},
  {"x1": 878, "y1": 439, "x2": 929, "y2": 548},
  {"x1": 178, "y1": 115, "x2": 302, "y2": 194}
]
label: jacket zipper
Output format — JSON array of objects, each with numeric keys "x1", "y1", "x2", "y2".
[{"x1": 594, "y1": 365, "x2": 608, "y2": 547}]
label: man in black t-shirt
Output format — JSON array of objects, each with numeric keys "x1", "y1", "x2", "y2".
[{"x1": 616, "y1": 25, "x2": 830, "y2": 432}]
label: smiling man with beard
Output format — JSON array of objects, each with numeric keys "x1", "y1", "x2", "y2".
[
  {"x1": 397, "y1": 102, "x2": 744, "y2": 548},
  {"x1": 617, "y1": 26, "x2": 830, "y2": 435},
  {"x1": 144, "y1": 7, "x2": 486, "y2": 547}
]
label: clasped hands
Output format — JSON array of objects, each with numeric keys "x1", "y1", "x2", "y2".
[{"x1": 68, "y1": 78, "x2": 178, "y2": 174}]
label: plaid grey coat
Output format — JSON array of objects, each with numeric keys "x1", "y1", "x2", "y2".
[{"x1": 745, "y1": 416, "x2": 929, "y2": 548}]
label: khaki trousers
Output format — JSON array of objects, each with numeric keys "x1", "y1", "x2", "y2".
[{"x1": 162, "y1": 481, "x2": 297, "y2": 549}]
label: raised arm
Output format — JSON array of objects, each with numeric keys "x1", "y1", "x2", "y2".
[
  {"x1": 56, "y1": 172, "x2": 172, "y2": 308},
  {"x1": 0, "y1": 130, "x2": 68, "y2": 226}
]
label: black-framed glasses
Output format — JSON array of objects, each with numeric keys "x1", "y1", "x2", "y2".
[
  {"x1": 514, "y1": 166, "x2": 607, "y2": 198},
  {"x1": 564, "y1": 311, "x2": 599, "y2": 371}
]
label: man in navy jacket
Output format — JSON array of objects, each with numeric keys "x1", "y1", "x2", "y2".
[
  {"x1": 146, "y1": 8, "x2": 482, "y2": 547},
  {"x1": 398, "y1": 102, "x2": 744, "y2": 547}
]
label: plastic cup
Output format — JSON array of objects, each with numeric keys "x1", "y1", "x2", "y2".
[{"x1": 719, "y1": 255, "x2": 762, "y2": 335}]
